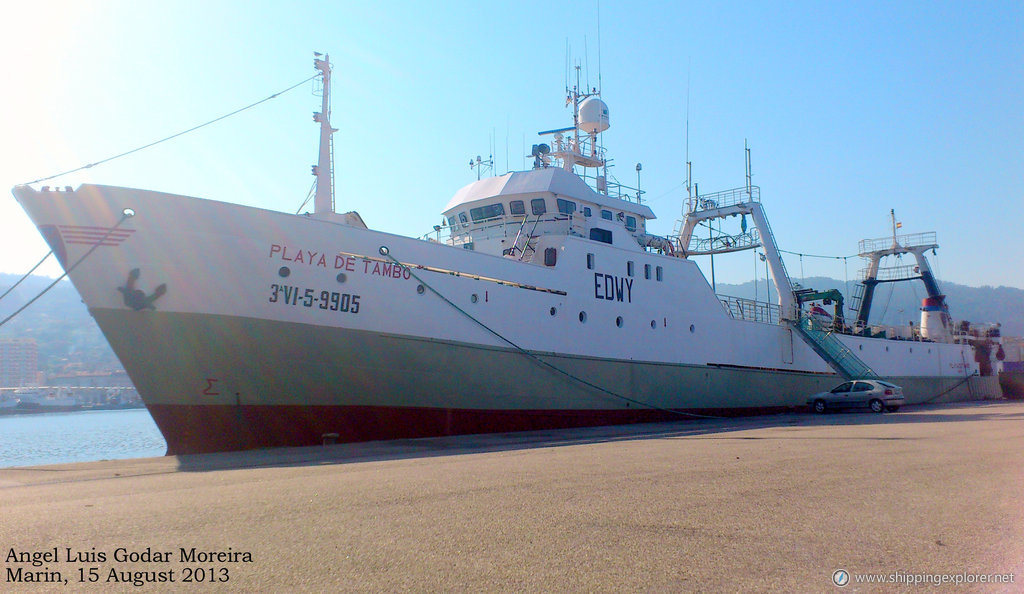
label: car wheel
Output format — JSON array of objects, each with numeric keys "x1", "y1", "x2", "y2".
[
  {"x1": 886, "y1": 406, "x2": 900, "y2": 412},
  {"x1": 813, "y1": 399, "x2": 827, "y2": 414},
  {"x1": 869, "y1": 399, "x2": 884, "y2": 413}
]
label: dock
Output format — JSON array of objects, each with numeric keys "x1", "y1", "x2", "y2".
[{"x1": 3, "y1": 402, "x2": 1023, "y2": 591}]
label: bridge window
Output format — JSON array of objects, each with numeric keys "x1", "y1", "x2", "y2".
[
  {"x1": 446, "y1": 216, "x2": 456, "y2": 228},
  {"x1": 583, "y1": 206, "x2": 592, "y2": 217},
  {"x1": 470, "y1": 203, "x2": 505, "y2": 222},
  {"x1": 626, "y1": 216, "x2": 637, "y2": 232},
  {"x1": 557, "y1": 198, "x2": 577, "y2": 214},
  {"x1": 589, "y1": 228, "x2": 612, "y2": 244},
  {"x1": 509, "y1": 200, "x2": 525, "y2": 216},
  {"x1": 458, "y1": 212, "x2": 469, "y2": 227},
  {"x1": 644, "y1": 264, "x2": 651, "y2": 280},
  {"x1": 601, "y1": 210, "x2": 613, "y2": 220},
  {"x1": 531, "y1": 198, "x2": 547, "y2": 215},
  {"x1": 656, "y1": 266, "x2": 664, "y2": 281},
  {"x1": 627, "y1": 261, "x2": 635, "y2": 277}
]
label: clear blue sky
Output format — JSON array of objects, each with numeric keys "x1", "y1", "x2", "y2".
[{"x1": 3, "y1": 0, "x2": 1022, "y2": 290}]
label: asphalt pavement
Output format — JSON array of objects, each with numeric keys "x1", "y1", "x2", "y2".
[{"x1": 2, "y1": 401, "x2": 1023, "y2": 592}]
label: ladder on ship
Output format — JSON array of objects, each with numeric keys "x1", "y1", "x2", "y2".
[
  {"x1": 847, "y1": 282, "x2": 866, "y2": 320},
  {"x1": 789, "y1": 313, "x2": 878, "y2": 380},
  {"x1": 510, "y1": 215, "x2": 540, "y2": 262}
]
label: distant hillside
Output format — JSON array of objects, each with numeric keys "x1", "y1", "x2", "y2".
[
  {"x1": 0, "y1": 274, "x2": 122, "y2": 375},
  {"x1": 1, "y1": 272, "x2": 1022, "y2": 379},
  {"x1": 715, "y1": 276, "x2": 1024, "y2": 336}
]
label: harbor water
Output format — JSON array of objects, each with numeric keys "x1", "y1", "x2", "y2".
[{"x1": 0, "y1": 408, "x2": 166, "y2": 468}]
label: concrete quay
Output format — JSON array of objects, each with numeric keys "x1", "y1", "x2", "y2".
[{"x1": 2, "y1": 401, "x2": 1023, "y2": 592}]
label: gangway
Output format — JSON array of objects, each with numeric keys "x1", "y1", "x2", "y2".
[{"x1": 789, "y1": 314, "x2": 878, "y2": 380}]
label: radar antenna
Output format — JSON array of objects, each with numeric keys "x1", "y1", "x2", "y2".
[{"x1": 469, "y1": 154, "x2": 494, "y2": 180}]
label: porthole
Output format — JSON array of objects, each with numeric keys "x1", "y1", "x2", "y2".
[
  {"x1": 909, "y1": 347, "x2": 913, "y2": 353},
  {"x1": 650, "y1": 320, "x2": 656, "y2": 329},
  {"x1": 470, "y1": 294, "x2": 479, "y2": 303},
  {"x1": 278, "y1": 266, "x2": 290, "y2": 278},
  {"x1": 689, "y1": 324, "x2": 695, "y2": 333},
  {"x1": 416, "y1": 284, "x2": 425, "y2": 295},
  {"x1": 336, "y1": 273, "x2": 347, "y2": 283},
  {"x1": 885, "y1": 346, "x2": 889, "y2": 352},
  {"x1": 859, "y1": 344, "x2": 863, "y2": 351},
  {"x1": 616, "y1": 316, "x2": 624, "y2": 328},
  {"x1": 549, "y1": 307, "x2": 557, "y2": 316},
  {"x1": 579, "y1": 311, "x2": 587, "y2": 323}
]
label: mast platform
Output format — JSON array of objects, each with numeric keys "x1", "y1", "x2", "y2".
[{"x1": 858, "y1": 231, "x2": 938, "y2": 257}]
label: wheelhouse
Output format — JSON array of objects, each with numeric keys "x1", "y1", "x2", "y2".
[{"x1": 439, "y1": 167, "x2": 656, "y2": 258}]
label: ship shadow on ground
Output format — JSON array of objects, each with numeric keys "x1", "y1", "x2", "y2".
[{"x1": 172, "y1": 400, "x2": 1021, "y2": 473}]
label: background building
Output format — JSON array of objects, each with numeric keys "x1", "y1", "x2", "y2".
[{"x1": 0, "y1": 338, "x2": 39, "y2": 387}]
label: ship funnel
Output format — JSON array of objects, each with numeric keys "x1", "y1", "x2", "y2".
[{"x1": 920, "y1": 295, "x2": 951, "y2": 341}]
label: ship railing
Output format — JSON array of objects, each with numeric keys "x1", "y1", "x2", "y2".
[
  {"x1": 420, "y1": 215, "x2": 522, "y2": 242},
  {"x1": 858, "y1": 231, "x2": 937, "y2": 255},
  {"x1": 685, "y1": 229, "x2": 762, "y2": 255},
  {"x1": 858, "y1": 263, "x2": 920, "y2": 282},
  {"x1": 577, "y1": 170, "x2": 645, "y2": 204},
  {"x1": 853, "y1": 322, "x2": 917, "y2": 341},
  {"x1": 718, "y1": 294, "x2": 780, "y2": 325},
  {"x1": 543, "y1": 134, "x2": 643, "y2": 204},
  {"x1": 421, "y1": 213, "x2": 581, "y2": 246},
  {"x1": 688, "y1": 186, "x2": 760, "y2": 212}
]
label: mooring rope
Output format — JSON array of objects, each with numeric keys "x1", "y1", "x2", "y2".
[
  {"x1": 0, "y1": 212, "x2": 132, "y2": 329},
  {"x1": 6, "y1": 72, "x2": 320, "y2": 317},
  {"x1": 21, "y1": 74, "x2": 318, "y2": 186},
  {"x1": 377, "y1": 245, "x2": 722, "y2": 419},
  {"x1": 920, "y1": 371, "x2": 977, "y2": 404},
  {"x1": 0, "y1": 251, "x2": 52, "y2": 303}
]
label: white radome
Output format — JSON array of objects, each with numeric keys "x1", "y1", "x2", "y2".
[{"x1": 577, "y1": 96, "x2": 609, "y2": 134}]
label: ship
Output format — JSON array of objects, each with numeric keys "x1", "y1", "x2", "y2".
[
  {"x1": 0, "y1": 393, "x2": 19, "y2": 410},
  {"x1": 12, "y1": 55, "x2": 1004, "y2": 454},
  {"x1": 998, "y1": 337, "x2": 1024, "y2": 399},
  {"x1": 7, "y1": 388, "x2": 80, "y2": 412}
]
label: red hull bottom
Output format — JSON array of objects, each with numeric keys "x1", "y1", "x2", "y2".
[{"x1": 147, "y1": 404, "x2": 794, "y2": 455}]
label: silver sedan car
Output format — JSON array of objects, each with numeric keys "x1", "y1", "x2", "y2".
[{"x1": 807, "y1": 379, "x2": 905, "y2": 414}]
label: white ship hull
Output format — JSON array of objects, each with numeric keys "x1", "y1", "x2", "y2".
[{"x1": 13, "y1": 184, "x2": 992, "y2": 453}]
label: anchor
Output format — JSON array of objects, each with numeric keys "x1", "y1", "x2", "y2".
[{"x1": 117, "y1": 268, "x2": 167, "y2": 311}]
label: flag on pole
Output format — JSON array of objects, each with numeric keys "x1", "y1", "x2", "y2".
[{"x1": 896, "y1": 221, "x2": 903, "y2": 229}]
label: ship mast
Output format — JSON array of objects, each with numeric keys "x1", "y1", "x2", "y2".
[
  {"x1": 313, "y1": 53, "x2": 336, "y2": 215},
  {"x1": 851, "y1": 217, "x2": 947, "y2": 339}
]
